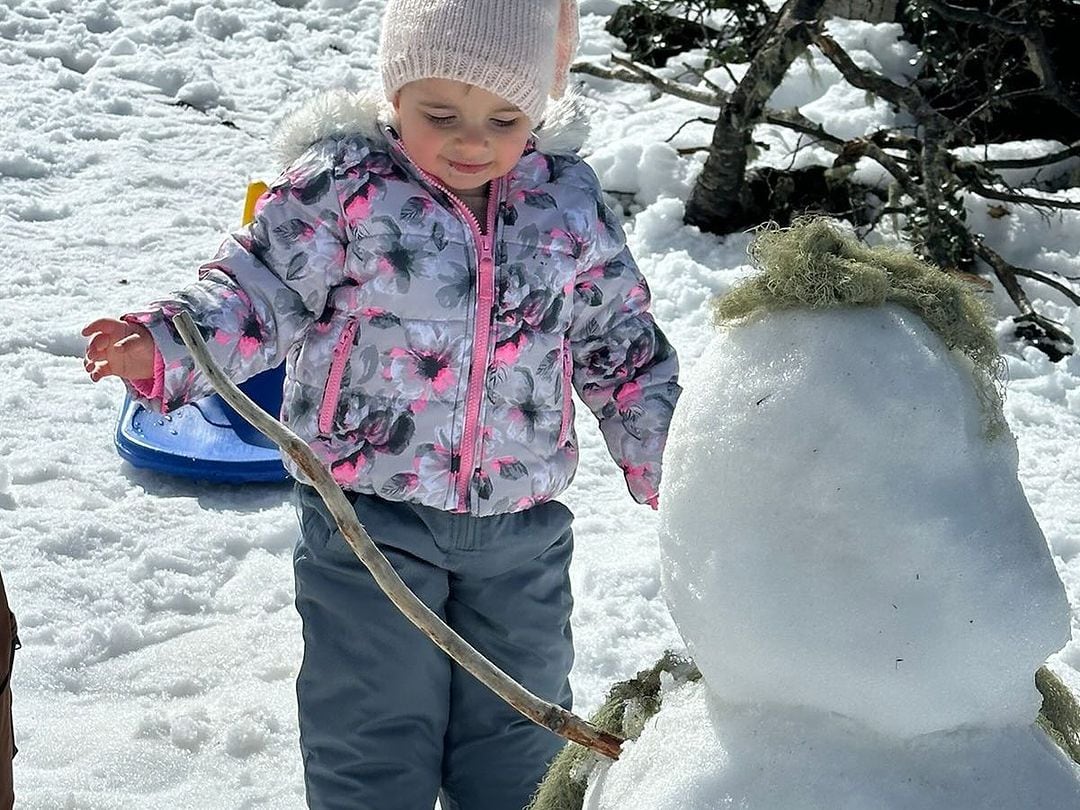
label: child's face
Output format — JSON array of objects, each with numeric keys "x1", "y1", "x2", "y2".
[{"x1": 394, "y1": 78, "x2": 532, "y2": 196}]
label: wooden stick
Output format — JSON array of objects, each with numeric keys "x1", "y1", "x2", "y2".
[{"x1": 172, "y1": 311, "x2": 624, "y2": 761}]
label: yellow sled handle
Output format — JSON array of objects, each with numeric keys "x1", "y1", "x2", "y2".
[{"x1": 242, "y1": 181, "x2": 269, "y2": 226}]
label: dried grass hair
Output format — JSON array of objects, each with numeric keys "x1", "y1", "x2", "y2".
[
  {"x1": 527, "y1": 654, "x2": 700, "y2": 810},
  {"x1": 712, "y1": 218, "x2": 1007, "y2": 438}
]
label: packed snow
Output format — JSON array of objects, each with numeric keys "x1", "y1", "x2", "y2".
[
  {"x1": 619, "y1": 303, "x2": 1078, "y2": 808},
  {"x1": 0, "y1": 1, "x2": 1078, "y2": 808},
  {"x1": 584, "y1": 680, "x2": 1080, "y2": 810},
  {"x1": 661, "y1": 305, "x2": 1071, "y2": 736}
]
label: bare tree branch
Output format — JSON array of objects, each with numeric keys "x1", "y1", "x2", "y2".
[
  {"x1": 924, "y1": 0, "x2": 1080, "y2": 119},
  {"x1": 980, "y1": 140, "x2": 1080, "y2": 170},
  {"x1": 970, "y1": 240, "x2": 1076, "y2": 350},
  {"x1": 764, "y1": 109, "x2": 846, "y2": 150},
  {"x1": 838, "y1": 138, "x2": 925, "y2": 202},
  {"x1": 576, "y1": 54, "x2": 854, "y2": 169},
  {"x1": 964, "y1": 182, "x2": 1080, "y2": 212},
  {"x1": 677, "y1": 60, "x2": 724, "y2": 95},
  {"x1": 1012, "y1": 267, "x2": 1080, "y2": 306},
  {"x1": 954, "y1": 87, "x2": 1045, "y2": 133},
  {"x1": 808, "y1": 30, "x2": 952, "y2": 132},
  {"x1": 868, "y1": 130, "x2": 921, "y2": 157},
  {"x1": 666, "y1": 116, "x2": 718, "y2": 144},
  {"x1": 718, "y1": 60, "x2": 742, "y2": 87},
  {"x1": 571, "y1": 58, "x2": 720, "y2": 107},
  {"x1": 923, "y1": 0, "x2": 1026, "y2": 35}
]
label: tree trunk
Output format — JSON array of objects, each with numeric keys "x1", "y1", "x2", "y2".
[
  {"x1": 685, "y1": 0, "x2": 829, "y2": 231},
  {"x1": 685, "y1": 111, "x2": 754, "y2": 230},
  {"x1": 822, "y1": 0, "x2": 899, "y2": 23}
]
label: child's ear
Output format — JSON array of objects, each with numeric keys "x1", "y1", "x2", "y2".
[{"x1": 391, "y1": 92, "x2": 401, "y2": 114}]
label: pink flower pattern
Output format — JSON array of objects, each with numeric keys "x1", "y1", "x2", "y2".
[{"x1": 123, "y1": 130, "x2": 680, "y2": 515}]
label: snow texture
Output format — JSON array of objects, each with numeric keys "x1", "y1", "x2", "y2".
[
  {"x1": 584, "y1": 680, "x2": 1080, "y2": 810},
  {"x1": 0, "y1": 0, "x2": 1079, "y2": 807},
  {"x1": 660, "y1": 306, "x2": 1071, "y2": 737}
]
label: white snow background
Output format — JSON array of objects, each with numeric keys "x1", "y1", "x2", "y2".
[{"x1": 1, "y1": 0, "x2": 1079, "y2": 807}]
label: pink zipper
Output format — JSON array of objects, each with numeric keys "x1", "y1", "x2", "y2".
[
  {"x1": 389, "y1": 132, "x2": 501, "y2": 511},
  {"x1": 318, "y1": 318, "x2": 360, "y2": 435},
  {"x1": 457, "y1": 221, "x2": 497, "y2": 510},
  {"x1": 558, "y1": 341, "x2": 574, "y2": 446}
]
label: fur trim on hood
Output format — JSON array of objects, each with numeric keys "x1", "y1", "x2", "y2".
[{"x1": 271, "y1": 87, "x2": 590, "y2": 169}]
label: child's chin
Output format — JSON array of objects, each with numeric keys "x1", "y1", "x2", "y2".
[{"x1": 443, "y1": 176, "x2": 490, "y2": 194}]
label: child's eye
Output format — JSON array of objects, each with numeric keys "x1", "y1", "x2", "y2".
[
  {"x1": 491, "y1": 118, "x2": 520, "y2": 129},
  {"x1": 425, "y1": 114, "x2": 456, "y2": 128}
]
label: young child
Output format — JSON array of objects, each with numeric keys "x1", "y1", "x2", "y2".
[{"x1": 82, "y1": 1, "x2": 680, "y2": 807}]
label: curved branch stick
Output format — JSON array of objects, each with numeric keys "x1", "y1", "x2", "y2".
[{"x1": 173, "y1": 311, "x2": 624, "y2": 761}]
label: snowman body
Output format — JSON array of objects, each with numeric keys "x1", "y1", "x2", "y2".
[
  {"x1": 584, "y1": 679, "x2": 1080, "y2": 810},
  {"x1": 586, "y1": 305, "x2": 1077, "y2": 809}
]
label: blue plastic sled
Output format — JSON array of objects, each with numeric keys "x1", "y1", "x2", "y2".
[
  {"x1": 115, "y1": 364, "x2": 289, "y2": 483},
  {"x1": 114, "y1": 180, "x2": 289, "y2": 483}
]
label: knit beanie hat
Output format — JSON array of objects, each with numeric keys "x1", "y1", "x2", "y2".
[{"x1": 379, "y1": 0, "x2": 580, "y2": 124}]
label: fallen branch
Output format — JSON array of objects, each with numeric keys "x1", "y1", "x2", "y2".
[
  {"x1": 579, "y1": 9, "x2": 1077, "y2": 357},
  {"x1": 1012, "y1": 267, "x2": 1080, "y2": 307},
  {"x1": 572, "y1": 58, "x2": 720, "y2": 106},
  {"x1": 980, "y1": 140, "x2": 1080, "y2": 170},
  {"x1": 965, "y1": 182, "x2": 1080, "y2": 212},
  {"x1": 172, "y1": 311, "x2": 625, "y2": 762},
  {"x1": 970, "y1": 240, "x2": 1076, "y2": 359},
  {"x1": 808, "y1": 30, "x2": 952, "y2": 133},
  {"x1": 573, "y1": 58, "x2": 846, "y2": 156}
]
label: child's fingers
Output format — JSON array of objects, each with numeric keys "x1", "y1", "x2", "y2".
[
  {"x1": 84, "y1": 331, "x2": 118, "y2": 362},
  {"x1": 83, "y1": 333, "x2": 131, "y2": 380},
  {"x1": 83, "y1": 340, "x2": 116, "y2": 380},
  {"x1": 84, "y1": 354, "x2": 129, "y2": 382},
  {"x1": 85, "y1": 358, "x2": 106, "y2": 382},
  {"x1": 81, "y1": 318, "x2": 127, "y2": 338},
  {"x1": 83, "y1": 319, "x2": 154, "y2": 382},
  {"x1": 83, "y1": 348, "x2": 108, "y2": 379}
]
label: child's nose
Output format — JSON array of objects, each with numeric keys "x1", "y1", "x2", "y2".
[{"x1": 455, "y1": 126, "x2": 488, "y2": 153}]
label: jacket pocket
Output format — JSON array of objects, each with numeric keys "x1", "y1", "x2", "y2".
[
  {"x1": 557, "y1": 341, "x2": 574, "y2": 447},
  {"x1": 318, "y1": 318, "x2": 360, "y2": 436}
]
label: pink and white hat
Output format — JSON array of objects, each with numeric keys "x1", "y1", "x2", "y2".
[{"x1": 379, "y1": 0, "x2": 580, "y2": 124}]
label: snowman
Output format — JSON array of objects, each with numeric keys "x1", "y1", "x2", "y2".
[{"x1": 583, "y1": 220, "x2": 1079, "y2": 809}]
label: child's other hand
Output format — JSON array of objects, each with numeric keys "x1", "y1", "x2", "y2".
[{"x1": 82, "y1": 318, "x2": 155, "y2": 382}]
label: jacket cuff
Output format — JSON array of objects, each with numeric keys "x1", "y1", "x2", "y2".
[{"x1": 128, "y1": 348, "x2": 165, "y2": 405}]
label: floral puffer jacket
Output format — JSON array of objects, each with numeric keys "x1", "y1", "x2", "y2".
[{"x1": 125, "y1": 91, "x2": 681, "y2": 516}]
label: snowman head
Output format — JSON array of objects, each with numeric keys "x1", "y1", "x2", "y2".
[{"x1": 714, "y1": 219, "x2": 1007, "y2": 437}]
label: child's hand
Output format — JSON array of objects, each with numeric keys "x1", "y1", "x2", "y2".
[{"x1": 82, "y1": 318, "x2": 155, "y2": 382}]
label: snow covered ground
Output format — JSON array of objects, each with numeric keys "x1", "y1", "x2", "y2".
[{"x1": 0, "y1": 1, "x2": 1078, "y2": 807}]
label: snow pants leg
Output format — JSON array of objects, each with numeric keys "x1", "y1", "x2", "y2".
[{"x1": 292, "y1": 485, "x2": 574, "y2": 810}]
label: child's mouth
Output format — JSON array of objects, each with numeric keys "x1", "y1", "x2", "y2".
[{"x1": 448, "y1": 160, "x2": 491, "y2": 174}]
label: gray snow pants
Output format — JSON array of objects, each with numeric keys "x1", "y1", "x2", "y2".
[{"x1": 292, "y1": 484, "x2": 575, "y2": 810}]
